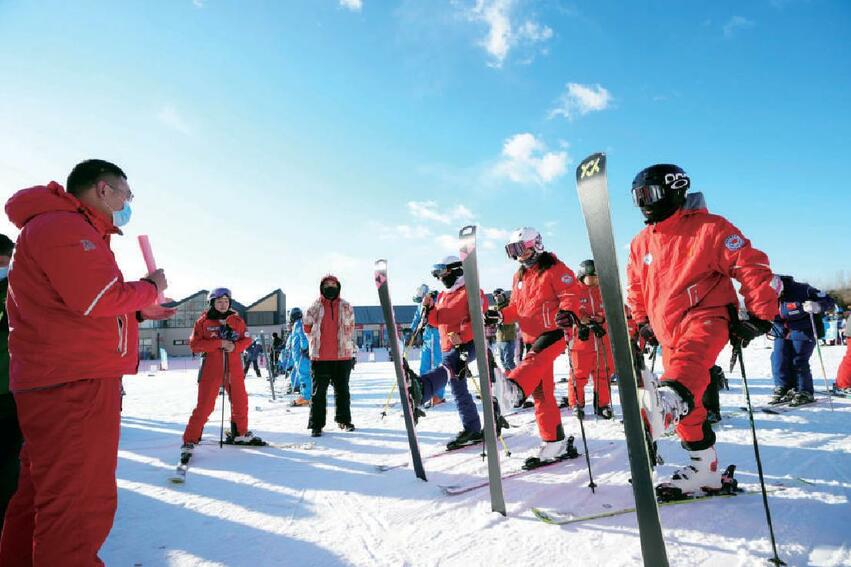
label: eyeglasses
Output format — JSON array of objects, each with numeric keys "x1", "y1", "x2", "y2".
[{"x1": 107, "y1": 183, "x2": 134, "y2": 203}]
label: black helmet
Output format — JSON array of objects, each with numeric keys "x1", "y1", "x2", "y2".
[
  {"x1": 631, "y1": 164, "x2": 690, "y2": 224},
  {"x1": 289, "y1": 307, "x2": 303, "y2": 322},
  {"x1": 577, "y1": 259, "x2": 596, "y2": 281}
]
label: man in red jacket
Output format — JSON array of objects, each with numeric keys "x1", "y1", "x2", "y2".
[
  {"x1": 567, "y1": 259, "x2": 615, "y2": 419},
  {"x1": 627, "y1": 163, "x2": 778, "y2": 497},
  {"x1": 1, "y1": 160, "x2": 175, "y2": 566},
  {"x1": 490, "y1": 228, "x2": 583, "y2": 469},
  {"x1": 181, "y1": 288, "x2": 265, "y2": 454}
]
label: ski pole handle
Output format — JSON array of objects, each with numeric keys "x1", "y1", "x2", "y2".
[{"x1": 138, "y1": 234, "x2": 165, "y2": 303}]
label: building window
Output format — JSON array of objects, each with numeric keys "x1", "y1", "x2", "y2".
[{"x1": 173, "y1": 339, "x2": 188, "y2": 346}]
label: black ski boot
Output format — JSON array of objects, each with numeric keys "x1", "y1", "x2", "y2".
[
  {"x1": 523, "y1": 435, "x2": 579, "y2": 470},
  {"x1": 446, "y1": 429, "x2": 484, "y2": 451},
  {"x1": 595, "y1": 405, "x2": 614, "y2": 420},
  {"x1": 768, "y1": 386, "x2": 794, "y2": 405},
  {"x1": 402, "y1": 358, "x2": 425, "y2": 423},
  {"x1": 789, "y1": 390, "x2": 815, "y2": 407},
  {"x1": 337, "y1": 422, "x2": 356, "y2": 432}
]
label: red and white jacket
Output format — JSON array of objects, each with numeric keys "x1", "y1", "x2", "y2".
[
  {"x1": 427, "y1": 277, "x2": 488, "y2": 353},
  {"x1": 500, "y1": 253, "x2": 581, "y2": 345},
  {"x1": 5, "y1": 182, "x2": 158, "y2": 391},
  {"x1": 626, "y1": 193, "x2": 778, "y2": 347}
]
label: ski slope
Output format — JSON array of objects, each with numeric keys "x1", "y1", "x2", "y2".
[{"x1": 104, "y1": 344, "x2": 850, "y2": 566}]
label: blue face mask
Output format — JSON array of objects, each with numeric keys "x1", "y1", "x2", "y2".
[
  {"x1": 0, "y1": 267, "x2": 7, "y2": 280},
  {"x1": 112, "y1": 202, "x2": 132, "y2": 227}
]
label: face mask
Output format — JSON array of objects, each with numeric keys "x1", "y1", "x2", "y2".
[
  {"x1": 321, "y1": 286, "x2": 340, "y2": 300},
  {"x1": 112, "y1": 202, "x2": 132, "y2": 227},
  {"x1": 440, "y1": 274, "x2": 458, "y2": 289},
  {"x1": 0, "y1": 267, "x2": 7, "y2": 280}
]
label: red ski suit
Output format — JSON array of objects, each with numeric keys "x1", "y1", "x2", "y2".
[
  {"x1": 2, "y1": 183, "x2": 158, "y2": 567},
  {"x1": 627, "y1": 195, "x2": 778, "y2": 446},
  {"x1": 836, "y1": 340, "x2": 851, "y2": 390},
  {"x1": 427, "y1": 284, "x2": 487, "y2": 353},
  {"x1": 182, "y1": 311, "x2": 252, "y2": 444},
  {"x1": 501, "y1": 253, "x2": 581, "y2": 441},
  {"x1": 568, "y1": 282, "x2": 614, "y2": 409}
]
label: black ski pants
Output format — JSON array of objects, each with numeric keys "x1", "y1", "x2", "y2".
[
  {"x1": 0, "y1": 393, "x2": 22, "y2": 532},
  {"x1": 243, "y1": 358, "x2": 261, "y2": 377},
  {"x1": 309, "y1": 360, "x2": 352, "y2": 430}
]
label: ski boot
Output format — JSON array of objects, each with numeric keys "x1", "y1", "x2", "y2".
[
  {"x1": 225, "y1": 423, "x2": 267, "y2": 446},
  {"x1": 640, "y1": 378, "x2": 689, "y2": 442},
  {"x1": 573, "y1": 405, "x2": 585, "y2": 420},
  {"x1": 311, "y1": 429, "x2": 322, "y2": 438},
  {"x1": 290, "y1": 396, "x2": 310, "y2": 407},
  {"x1": 655, "y1": 447, "x2": 730, "y2": 501},
  {"x1": 180, "y1": 442, "x2": 195, "y2": 461},
  {"x1": 789, "y1": 390, "x2": 815, "y2": 407},
  {"x1": 402, "y1": 358, "x2": 425, "y2": 423},
  {"x1": 493, "y1": 367, "x2": 525, "y2": 410},
  {"x1": 523, "y1": 435, "x2": 578, "y2": 470},
  {"x1": 595, "y1": 405, "x2": 614, "y2": 420},
  {"x1": 768, "y1": 386, "x2": 795, "y2": 405},
  {"x1": 446, "y1": 429, "x2": 484, "y2": 451},
  {"x1": 337, "y1": 422, "x2": 356, "y2": 432}
]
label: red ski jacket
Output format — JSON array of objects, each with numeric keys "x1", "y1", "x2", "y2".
[
  {"x1": 573, "y1": 282, "x2": 607, "y2": 353},
  {"x1": 5, "y1": 183, "x2": 159, "y2": 391},
  {"x1": 500, "y1": 253, "x2": 581, "y2": 345},
  {"x1": 427, "y1": 280, "x2": 488, "y2": 352},
  {"x1": 190, "y1": 311, "x2": 252, "y2": 383},
  {"x1": 626, "y1": 194, "x2": 778, "y2": 347}
]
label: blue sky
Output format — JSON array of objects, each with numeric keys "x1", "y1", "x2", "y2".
[{"x1": 1, "y1": 0, "x2": 849, "y2": 310}]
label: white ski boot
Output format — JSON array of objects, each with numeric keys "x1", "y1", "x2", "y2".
[
  {"x1": 656, "y1": 446, "x2": 724, "y2": 500},
  {"x1": 640, "y1": 371, "x2": 689, "y2": 442},
  {"x1": 493, "y1": 367, "x2": 525, "y2": 410},
  {"x1": 523, "y1": 435, "x2": 578, "y2": 470}
]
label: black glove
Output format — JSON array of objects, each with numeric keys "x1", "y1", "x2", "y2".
[
  {"x1": 588, "y1": 321, "x2": 607, "y2": 338},
  {"x1": 729, "y1": 315, "x2": 773, "y2": 348},
  {"x1": 484, "y1": 309, "x2": 502, "y2": 326},
  {"x1": 555, "y1": 309, "x2": 579, "y2": 329},
  {"x1": 576, "y1": 324, "x2": 591, "y2": 341},
  {"x1": 637, "y1": 322, "x2": 658, "y2": 346}
]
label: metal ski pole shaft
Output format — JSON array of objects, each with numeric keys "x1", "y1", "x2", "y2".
[
  {"x1": 567, "y1": 337, "x2": 597, "y2": 493},
  {"x1": 809, "y1": 313, "x2": 835, "y2": 411},
  {"x1": 735, "y1": 343, "x2": 786, "y2": 566}
]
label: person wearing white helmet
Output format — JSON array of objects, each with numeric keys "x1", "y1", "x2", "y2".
[
  {"x1": 488, "y1": 227, "x2": 583, "y2": 468},
  {"x1": 408, "y1": 256, "x2": 488, "y2": 450}
]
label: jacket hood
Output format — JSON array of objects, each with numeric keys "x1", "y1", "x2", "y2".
[
  {"x1": 5, "y1": 182, "x2": 117, "y2": 236},
  {"x1": 320, "y1": 274, "x2": 341, "y2": 291}
]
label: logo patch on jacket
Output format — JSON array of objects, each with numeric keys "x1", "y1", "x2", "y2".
[
  {"x1": 561, "y1": 275, "x2": 574, "y2": 285},
  {"x1": 643, "y1": 253, "x2": 653, "y2": 265},
  {"x1": 724, "y1": 234, "x2": 745, "y2": 251},
  {"x1": 80, "y1": 239, "x2": 96, "y2": 251},
  {"x1": 516, "y1": 281, "x2": 523, "y2": 290}
]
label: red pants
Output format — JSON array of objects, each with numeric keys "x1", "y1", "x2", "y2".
[
  {"x1": 183, "y1": 363, "x2": 248, "y2": 444},
  {"x1": 837, "y1": 340, "x2": 851, "y2": 390},
  {"x1": 568, "y1": 336, "x2": 614, "y2": 408},
  {"x1": 507, "y1": 340, "x2": 565, "y2": 442},
  {"x1": 0, "y1": 378, "x2": 121, "y2": 567},
  {"x1": 662, "y1": 316, "x2": 729, "y2": 445}
]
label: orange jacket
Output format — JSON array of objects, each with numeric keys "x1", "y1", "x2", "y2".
[
  {"x1": 190, "y1": 311, "x2": 252, "y2": 382},
  {"x1": 573, "y1": 282, "x2": 610, "y2": 353},
  {"x1": 427, "y1": 280, "x2": 488, "y2": 352},
  {"x1": 5, "y1": 183, "x2": 158, "y2": 391},
  {"x1": 626, "y1": 194, "x2": 778, "y2": 347},
  {"x1": 500, "y1": 253, "x2": 581, "y2": 344}
]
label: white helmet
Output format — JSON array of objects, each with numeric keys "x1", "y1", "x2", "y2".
[{"x1": 505, "y1": 227, "x2": 544, "y2": 266}]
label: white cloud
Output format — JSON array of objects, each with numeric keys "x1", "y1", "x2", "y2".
[
  {"x1": 466, "y1": 0, "x2": 553, "y2": 68},
  {"x1": 377, "y1": 224, "x2": 433, "y2": 240},
  {"x1": 723, "y1": 16, "x2": 754, "y2": 38},
  {"x1": 436, "y1": 234, "x2": 461, "y2": 252},
  {"x1": 492, "y1": 133, "x2": 569, "y2": 185},
  {"x1": 407, "y1": 201, "x2": 476, "y2": 224},
  {"x1": 156, "y1": 104, "x2": 191, "y2": 135},
  {"x1": 340, "y1": 0, "x2": 362, "y2": 11},
  {"x1": 550, "y1": 83, "x2": 612, "y2": 120}
]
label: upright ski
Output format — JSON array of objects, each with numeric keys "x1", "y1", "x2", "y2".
[
  {"x1": 374, "y1": 260, "x2": 427, "y2": 481},
  {"x1": 575, "y1": 153, "x2": 669, "y2": 566},
  {"x1": 458, "y1": 225, "x2": 506, "y2": 516}
]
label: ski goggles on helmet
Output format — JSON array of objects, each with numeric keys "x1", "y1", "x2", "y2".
[
  {"x1": 504, "y1": 241, "x2": 536, "y2": 260},
  {"x1": 209, "y1": 287, "x2": 232, "y2": 300},
  {"x1": 431, "y1": 262, "x2": 460, "y2": 279},
  {"x1": 631, "y1": 185, "x2": 668, "y2": 208}
]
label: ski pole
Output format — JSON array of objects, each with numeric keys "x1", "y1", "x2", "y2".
[
  {"x1": 734, "y1": 342, "x2": 786, "y2": 566},
  {"x1": 808, "y1": 313, "x2": 835, "y2": 411},
  {"x1": 566, "y1": 338, "x2": 597, "y2": 493},
  {"x1": 380, "y1": 381, "x2": 398, "y2": 419},
  {"x1": 220, "y1": 350, "x2": 228, "y2": 448}
]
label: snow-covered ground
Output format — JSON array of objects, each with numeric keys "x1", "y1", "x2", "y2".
[{"x1": 104, "y1": 344, "x2": 850, "y2": 567}]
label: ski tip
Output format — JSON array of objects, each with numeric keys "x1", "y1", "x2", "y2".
[
  {"x1": 458, "y1": 225, "x2": 476, "y2": 238},
  {"x1": 576, "y1": 153, "x2": 606, "y2": 182}
]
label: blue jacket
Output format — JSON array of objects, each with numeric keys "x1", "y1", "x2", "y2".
[
  {"x1": 245, "y1": 341, "x2": 262, "y2": 361},
  {"x1": 410, "y1": 303, "x2": 440, "y2": 353},
  {"x1": 287, "y1": 320, "x2": 311, "y2": 377},
  {"x1": 773, "y1": 278, "x2": 835, "y2": 340}
]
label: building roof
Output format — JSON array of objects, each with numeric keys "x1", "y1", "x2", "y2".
[
  {"x1": 354, "y1": 305, "x2": 418, "y2": 326},
  {"x1": 245, "y1": 289, "x2": 285, "y2": 312}
]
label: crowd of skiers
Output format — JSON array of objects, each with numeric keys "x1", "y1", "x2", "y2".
[{"x1": 0, "y1": 157, "x2": 849, "y2": 565}]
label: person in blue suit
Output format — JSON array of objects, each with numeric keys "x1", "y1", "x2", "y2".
[
  {"x1": 410, "y1": 284, "x2": 445, "y2": 406},
  {"x1": 286, "y1": 308, "x2": 312, "y2": 407},
  {"x1": 770, "y1": 275, "x2": 835, "y2": 406}
]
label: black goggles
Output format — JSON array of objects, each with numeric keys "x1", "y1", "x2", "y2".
[
  {"x1": 631, "y1": 185, "x2": 667, "y2": 207},
  {"x1": 504, "y1": 242, "x2": 530, "y2": 260},
  {"x1": 431, "y1": 263, "x2": 459, "y2": 279}
]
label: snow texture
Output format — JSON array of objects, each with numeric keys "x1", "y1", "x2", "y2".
[{"x1": 105, "y1": 344, "x2": 850, "y2": 566}]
